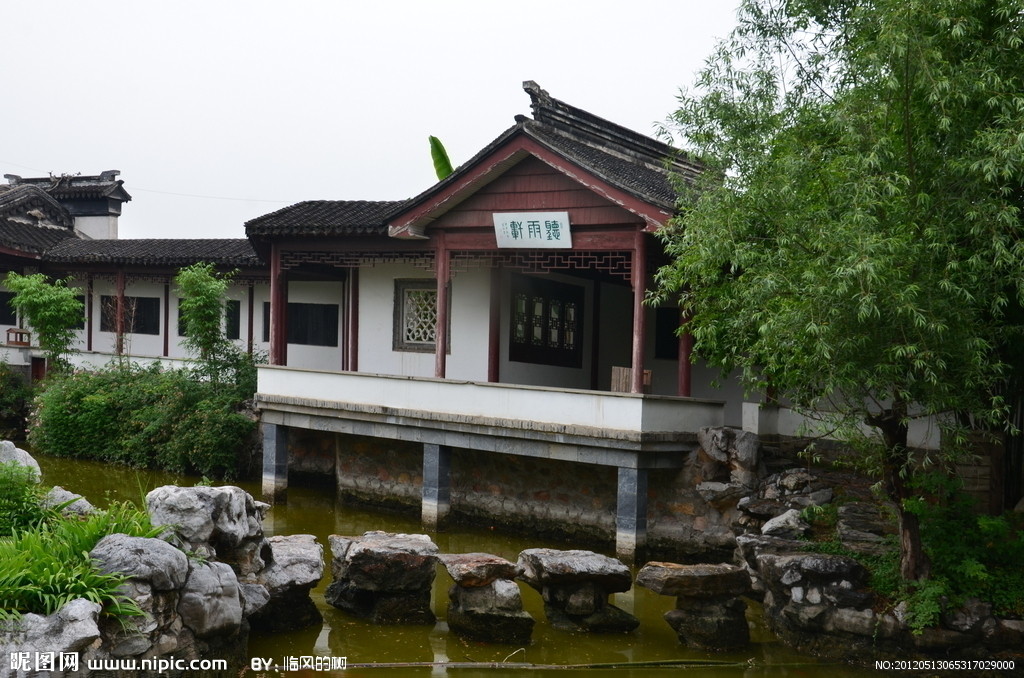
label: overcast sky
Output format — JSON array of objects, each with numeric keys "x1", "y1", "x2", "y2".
[{"x1": 3, "y1": 2, "x2": 739, "y2": 239}]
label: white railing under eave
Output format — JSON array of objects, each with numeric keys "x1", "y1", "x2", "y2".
[{"x1": 256, "y1": 365, "x2": 724, "y2": 436}]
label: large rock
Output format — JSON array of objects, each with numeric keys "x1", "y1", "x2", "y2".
[
  {"x1": 0, "y1": 598, "x2": 101, "y2": 656},
  {"x1": 761, "y1": 508, "x2": 810, "y2": 539},
  {"x1": 146, "y1": 485, "x2": 270, "y2": 575},
  {"x1": 517, "y1": 548, "x2": 637, "y2": 633},
  {"x1": 637, "y1": 562, "x2": 750, "y2": 599},
  {"x1": 43, "y1": 486, "x2": 95, "y2": 515},
  {"x1": 440, "y1": 553, "x2": 522, "y2": 587},
  {"x1": 90, "y1": 533, "x2": 189, "y2": 591},
  {"x1": 178, "y1": 561, "x2": 244, "y2": 639},
  {"x1": 326, "y1": 531, "x2": 438, "y2": 624},
  {"x1": 517, "y1": 548, "x2": 631, "y2": 593},
  {"x1": 697, "y1": 427, "x2": 763, "y2": 489},
  {"x1": 0, "y1": 440, "x2": 40, "y2": 480},
  {"x1": 447, "y1": 579, "x2": 535, "y2": 644},
  {"x1": 249, "y1": 534, "x2": 324, "y2": 632}
]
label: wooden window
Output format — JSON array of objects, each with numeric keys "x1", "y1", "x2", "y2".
[
  {"x1": 225, "y1": 300, "x2": 241, "y2": 341},
  {"x1": 261, "y1": 302, "x2": 339, "y2": 347},
  {"x1": 0, "y1": 291, "x2": 16, "y2": 326},
  {"x1": 509, "y1": 274, "x2": 583, "y2": 368},
  {"x1": 393, "y1": 279, "x2": 439, "y2": 352},
  {"x1": 100, "y1": 295, "x2": 160, "y2": 335}
]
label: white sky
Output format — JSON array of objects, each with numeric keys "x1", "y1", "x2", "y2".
[{"x1": 3, "y1": 1, "x2": 739, "y2": 239}]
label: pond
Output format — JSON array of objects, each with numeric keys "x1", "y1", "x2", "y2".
[{"x1": 35, "y1": 454, "x2": 876, "y2": 678}]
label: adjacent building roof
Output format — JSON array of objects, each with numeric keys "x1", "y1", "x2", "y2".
[
  {"x1": 3, "y1": 170, "x2": 132, "y2": 205},
  {"x1": 245, "y1": 200, "x2": 406, "y2": 238},
  {"x1": 43, "y1": 238, "x2": 261, "y2": 268}
]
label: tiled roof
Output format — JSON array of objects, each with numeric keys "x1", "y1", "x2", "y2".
[
  {"x1": 245, "y1": 200, "x2": 407, "y2": 238},
  {"x1": 4, "y1": 171, "x2": 132, "y2": 203},
  {"x1": 42, "y1": 239, "x2": 262, "y2": 267},
  {"x1": 0, "y1": 184, "x2": 74, "y2": 229},
  {"x1": 0, "y1": 218, "x2": 77, "y2": 255}
]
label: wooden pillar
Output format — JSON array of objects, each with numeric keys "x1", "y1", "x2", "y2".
[
  {"x1": 677, "y1": 310, "x2": 693, "y2": 397},
  {"x1": 630, "y1": 230, "x2": 648, "y2": 394},
  {"x1": 487, "y1": 266, "x2": 500, "y2": 382},
  {"x1": 246, "y1": 283, "x2": 255, "y2": 354},
  {"x1": 85, "y1": 275, "x2": 93, "y2": 352},
  {"x1": 590, "y1": 282, "x2": 602, "y2": 390},
  {"x1": 346, "y1": 269, "x2": 359, "y2": 372},
  {"x1": 115, "y1": 269, "x2": 126, "y2": 355},
  {"x1": 261, "y1": 422, "x2": 289, "y2": 503},
  {"x1": 615, "y1": 466, "x2": 648, "y2": 563},
  {"x1": 434, "y1": 231, "x2": 449, "y2": 379},
  {"x1": 269, "y1": 244, "x2": 288, "y2": 366},
  {"x1": 162, "y1": 282, "x2": 170, "y2": 357},
  {"x1": 421, "y1": 443, "x2": 452, "y2": 529}
]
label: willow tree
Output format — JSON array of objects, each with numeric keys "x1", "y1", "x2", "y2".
[{"x1": 653, "y1": 0, "x2": 1024, "y2": 581}]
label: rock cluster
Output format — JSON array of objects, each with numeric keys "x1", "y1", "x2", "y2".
[
  {"x1": 440, "y1": 553, "x2": 534, "y2": 644},
  {"x1": 517, "y1": 548, "x2": 638, "y2": 633},
  {"x1": 326, "y1": 531, "x2": 439, "y2": 624},
  {"x1": 637, "y1": 562, "x2": 751, "y2": 650},
  {"x1": 147, "y1": 485, "x2": 324, "y2": 633}
]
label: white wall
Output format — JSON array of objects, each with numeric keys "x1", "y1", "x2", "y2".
[
  {"x1": 357, "y1": 264, "x2": 490, "y2": 380},
  {"x1": 279, "y1": 280, "x2": 345, "y2": 371}
]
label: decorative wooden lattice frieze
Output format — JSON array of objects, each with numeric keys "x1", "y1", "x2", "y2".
[{"x1": 280, "y1": 251, "x2": 434, "y2": 271}]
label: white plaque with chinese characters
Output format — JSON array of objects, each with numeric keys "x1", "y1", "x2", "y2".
[{"x1": 492, "y1": 211, "x2": 572, "y2": 248}]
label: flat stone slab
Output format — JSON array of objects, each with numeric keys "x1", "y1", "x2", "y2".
[
  {"x1": 636, "y1": 562, "x2": 750, "y2": 598},
  {"x1": 328, "y1": 531, "x2": 438, "y2": 592},
  {"x1": 439, "y1": 553, "x2": 521, "y2": 587},
  {"x1": 517, "y1": 548, "x2": 631, "y2": 593}
]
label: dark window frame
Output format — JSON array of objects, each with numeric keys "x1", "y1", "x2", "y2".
[
  {"x1": 261, "y1": 301, "x2": 339, "y2": 347},
  {"x1": 508, "y1": 274, "x2": 584, "y2": 368},
  {"x1": 0, "y1": 291, "x2": 17, "y2": 326},
  {"x1": 100, "y1": 295, "x2": 161, "y2": 335}
]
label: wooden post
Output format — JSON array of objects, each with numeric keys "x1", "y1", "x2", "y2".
[
  {"x1": 246, "y1": 283, "x2": 255, "y2": 354},
  {"x1": 487, "y1": 266, "x2": 500, "y2": 382},
  {"x1": 85, "y1": 275, "x2": 93, "y2": 352},
  {"x1": 346, "y1": 269, "x2": 359, "y2": 372},
  {"x1": 630, "y1": 229, "x2": 647, "y2": 394},
  {"x1": 435, "y1": 231, "x2": 449, "y2": 379},
  {"x1": 269, "y1": 244, "x2": 288, "y2": 366},
  {"x1": 115, "y1": 269, "x2": 126, "y2": 355},
  {"x1": 677, "y1": 309, "x2": 693, "y2": 397}
]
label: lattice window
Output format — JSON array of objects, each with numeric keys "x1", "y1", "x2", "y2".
[
  {"x1": 509, "y1": 274, "x2": 584, "y2": 368},
  {"x1": 393, "y1": 279, "x2": 446, "y2": 352}
]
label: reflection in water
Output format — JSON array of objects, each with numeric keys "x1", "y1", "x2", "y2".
[{"x1": 35, "y1": 455, "x2": 872, "y2": 678}]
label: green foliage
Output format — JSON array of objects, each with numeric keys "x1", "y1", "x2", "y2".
[
  {"x1": 0, "y1": 363, "x2": 32, "y2": 438},
  {"x1": 30, "y1": 362, "x2": 254, "y2": 478},
  {"x1": 429, "y1": 135, "x2": 454, "y2": 180},
  {"x1": 0, "y1": 462, "x2": 52, "y2": 537},
  {"x1": 653, "y1": 0, "x2": 1024, "y2": 580},
  {"x1": 175, "y1": 263, "x2": 262, "y2": 400},
  {"x1": 0, "y1": 467, "x2": 161, "y2": 620},
  {"x1": 2, "y1": 272, "x2": 84, "y2": 371}
]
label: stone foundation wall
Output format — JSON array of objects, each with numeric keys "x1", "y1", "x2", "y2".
[
  {"x1": 450, "y1": 448, "x2": 616, "y2": 542},
  {"x1": 334, "y1": 434, "x2": 423, "y2": 509}
]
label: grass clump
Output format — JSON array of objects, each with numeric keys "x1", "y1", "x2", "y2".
[{"x1": 0, "y1": 461, "x2": 163, "y2": 621}]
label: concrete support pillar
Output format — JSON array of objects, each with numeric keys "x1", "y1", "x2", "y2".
[
  {"x1": 422, "y1": 443, "x2": 452, "y2": 529},
  {"x1": 615, "y1": 466, "x2": 648, "y2": 562},
  {"x1": 262, "y1": 422, "x2": 289, "y2": 503}
]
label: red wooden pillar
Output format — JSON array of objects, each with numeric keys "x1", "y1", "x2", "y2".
[
  {"x1": 677, "y1": 310, "x2": 693, "y2": 397},
  {"x1": 487, "y1": 266, "x2": 500, "y2": 382},
  {"x1": 630, "y1": 229, "x2": 648, "y2": 394},
  {"x1": 85, "y1": 275, "x2": 94, "y2": 352},
  {"x1": 115, "y1": 269, "x2": 126, "y2": 355},
  {"x1": 345, "y1": 269, "x2": 359, "y2": 372},
  {"x1": 162, "y1": 282, "x2": 170, "y2": 357},
  {"x1": 246, "y1": 283, "x2": 255, "y2": 354},
  {"x1": 435, "y1": 231, "x2": 449, "y2": 379},
  {"x1": 269, "y1": 244, "x2": 288, "y2": 366}
]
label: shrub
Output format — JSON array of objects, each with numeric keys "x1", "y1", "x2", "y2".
[
  {"x1": 30, "y1": 362, "x2": 255, "y2": 478},
  {"x1": 0, "y1": 363, "x2": 32, "y2": 439}
]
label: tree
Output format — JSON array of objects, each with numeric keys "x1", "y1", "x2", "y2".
[
  {"x1": 3, "y1": 273, "x2": 84, "y2": 372},
  {"x1": 653, "y1": 0, "x2": 1024, "y2": 581},
  {"x1": 175, "y1": 262, "x2": 255, "y2": 395}
]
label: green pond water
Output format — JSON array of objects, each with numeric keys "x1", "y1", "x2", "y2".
[{"x1": 35, "y1": 454, "x2": 877, "y2": 678}]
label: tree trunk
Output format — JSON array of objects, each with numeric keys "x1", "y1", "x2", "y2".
[{"x1": 872, "y1": 406, "x2": 930, "y2": 582}]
